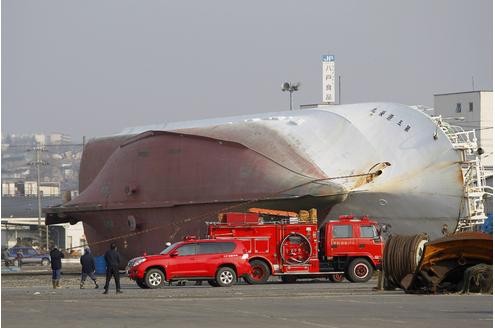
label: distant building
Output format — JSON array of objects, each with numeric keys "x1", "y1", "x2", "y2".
[
  {"x1": 1, "y1": 181, "x2": 60, "y2": 197},
  {"x1": 434, "y1": 91, "x2": 493, "y2": 171},
  {"x1": 34, "y1": 134, "x2": 46, "y2": 145},
  {"x1": 1, "y1": 182, "x2": 16, "y2": 197},
  {"x1": 49, "y1": 133, "x2": 72, "y2": 144},
  {"x1": 2, "y1": 181, "x2": 23, "y2": 196},
  {"x1": 1, "y1": 196, "x2": 85, "y2": 251},
  {"x1": 63, "y1": 169, "x2": 75, "y2": 179}
]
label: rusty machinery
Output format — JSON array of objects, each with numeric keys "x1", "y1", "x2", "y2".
[{"x1": 382, "y1": 232, "x2": 492, "y2": 294}]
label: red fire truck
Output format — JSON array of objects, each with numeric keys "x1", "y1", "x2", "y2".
[{"x1": 207, "y1": 208, "x2": 383, "y2": 284}]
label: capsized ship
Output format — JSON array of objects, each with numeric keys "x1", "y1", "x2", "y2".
[{"x1": 45, "y1": 103, "x2": 467, "y2": 261}]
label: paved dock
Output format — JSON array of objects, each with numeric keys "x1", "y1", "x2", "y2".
[{"x1": 1, "y1": 274, "x2": 492, "y2": 328}]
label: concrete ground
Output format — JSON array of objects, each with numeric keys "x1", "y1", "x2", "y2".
[{"x1": 1, "y1": 274, "x2": 492, "y2": 328}]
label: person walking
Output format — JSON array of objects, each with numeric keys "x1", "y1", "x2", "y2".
[
  {"x1": 50, "y1": 245, "x2": 65, "y2": 289},
  {"x1": 15, "y1": 249, "x2": 23, "y2": 268},
  {"x1": 103, "y1": 243, "x2": 122, "y2": 294},
  {"x1": 80, "y1": 247, "x2": 99, "y2": 289}
]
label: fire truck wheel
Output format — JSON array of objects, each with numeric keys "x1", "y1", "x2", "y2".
[
  {"x1": 346, "y1": 258, "x2": 373, "y2": 283},
  {"x1": 207, "y1": 280, "x2": 220, "y2": 287},
  {"x1": 145, "y1": 268, "x2": 165, "y2": 288},
  {"x1": 245, "y1": 260, "x2": 270, "y2": 284},
  {"x1": 216, "y1": 267, "x2": 237, "y2": 287},
  {"x1": 329, "y1": 273, "x2": 345, "y2": 283},
  {"x1": 136, "y1": 279, "x2": 149, "y2": 289}
]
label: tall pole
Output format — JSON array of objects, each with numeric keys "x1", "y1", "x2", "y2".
[
  {"x1": 36, "y1": 147, "x2": 42, "y2": 246},
  {"x1": 338, "y1": 75, "x2": 342, "y2": 104},
  {"x1": 289, "y1": 91, "x2": 293, "y2": 110},
  {"x1": 31, "y1": 144, "x2": 48, "y2": 250}
]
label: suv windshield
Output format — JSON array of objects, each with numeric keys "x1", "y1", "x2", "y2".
[{"x1": 159, "y1": 242, "x2": 180, "y2": 255}]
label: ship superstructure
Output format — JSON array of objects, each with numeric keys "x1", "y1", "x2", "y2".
[{"x1": 432, "y1": 116, "x2": 490, "y2": 231}]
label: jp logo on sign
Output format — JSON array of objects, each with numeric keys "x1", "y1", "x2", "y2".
[{"x1": 321, "y1": 55, "x2": 335, "y2": 62}]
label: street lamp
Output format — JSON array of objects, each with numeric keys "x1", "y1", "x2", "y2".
[{"x1": 281, "y1": 82, "x2": 300, "y2": 110}]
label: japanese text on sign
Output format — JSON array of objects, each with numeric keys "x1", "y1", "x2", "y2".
[{"x1": 322, "y1": 55, "x2": 335, "y2": 103}]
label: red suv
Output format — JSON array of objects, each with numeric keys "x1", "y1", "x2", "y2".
[{"x1": 126, "y1": 238, "x2": 251, "y2": 288}]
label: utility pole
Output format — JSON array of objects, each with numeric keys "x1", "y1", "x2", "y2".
[{"x1": 29, "y1": 144, "x2": 49, "y2": 250}]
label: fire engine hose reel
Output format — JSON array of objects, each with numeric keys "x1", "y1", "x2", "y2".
[{"x1": 280, "y1": 232, "x2": 312, "y2": 265}]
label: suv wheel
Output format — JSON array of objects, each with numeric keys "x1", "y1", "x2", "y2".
[
  {"x1": 346, "y1": 258, "x2": 373, "y2": 283},
  {"x1": 145, "y1": 268, "x2": 165, "y2": 288},
  {"x1": 41, "y1": 258, "x2": 50, "y2": 266},
  {"x1": 245, "y1": 260, "x2": 270, "y2": 284},
  {"x1": 216, "y1": 267, "x2": 236, "y2": 287}
]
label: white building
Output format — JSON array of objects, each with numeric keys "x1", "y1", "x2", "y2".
[
  {"x1": 1, "y1": 181, "x2": 61, "y2": 197},
  {"x1": 1, "y1": 196, "x2": 86, "y2": 253},
  {"x1": 24, "y1": 181, "x2": 38, "y2": 195},
  {"x1": 49, "y1": 133, "x2": 72, "y2": 144},
  {"x1": 39, "y1": 182, "x2": 61, "y2": 197},
  {"x1": 1, "y1": 182, "x2": 16, "y2": 196},
  {"x1": 434, "y1": 91, "x2": 493, "y2": 171},
  {"x1": 1, "y1": 218, "x2": 85, "y2": 251},
  {"x1": 34, "y1": 134, "x2": 46, "y2": 145}
]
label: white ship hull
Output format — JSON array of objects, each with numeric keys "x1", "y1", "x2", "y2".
[{"x1": 118, "y1": 102, "x2": 463, "y2": 238}]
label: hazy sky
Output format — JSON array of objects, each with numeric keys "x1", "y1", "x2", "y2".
[{"x1": 2, "y1": 0, "x2": 493, "y2": 140}]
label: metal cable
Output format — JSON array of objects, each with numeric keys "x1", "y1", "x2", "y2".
[{"x1": 383, "y1": 234, "x2": 429, "y2": 289}]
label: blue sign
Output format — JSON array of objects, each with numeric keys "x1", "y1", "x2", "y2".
[{"x1": 321, "y1": 55, "x2": 335, "y2": 62}]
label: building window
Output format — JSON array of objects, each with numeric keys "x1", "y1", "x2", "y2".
[
  {"x1": 456, "y1": 103, "x2": 462, "y2": 113},
  {"x1": 469, "y1": 102, "x2": 473, "y2": 112}
]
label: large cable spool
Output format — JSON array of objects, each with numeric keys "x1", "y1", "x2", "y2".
[
  {"x1": 383, "y1": 233, "x2": 429, "y2": 289},
  {"x1": 280, "y1": 233, "x2": 312, "y2": 265}
]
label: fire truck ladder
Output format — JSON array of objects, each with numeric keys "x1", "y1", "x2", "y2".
[{"x1": 433, "y1": 116, "x2": 489, "y2": 231}]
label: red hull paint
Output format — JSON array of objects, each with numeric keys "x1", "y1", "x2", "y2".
[{"x1": 73, "y1": 131, "x2": 333, "y2": 207}]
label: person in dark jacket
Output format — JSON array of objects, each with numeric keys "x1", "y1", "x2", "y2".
[
  {"x1": 49, "y1": 245, "x2": 65, "y2": 289},
  {"x1": 103, "y1": 243, "x2": 122, "y2": 294},
  {"x1": 15, "y1": 250, "x2": 23, "y2": 268},
  {"x1": 80, "y1": 247, "x2": 99, "y2": 289}
]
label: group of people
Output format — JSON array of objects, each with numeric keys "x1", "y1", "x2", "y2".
[{"x1": 49, "y1": 242, "x2": 122, "y2": 294}]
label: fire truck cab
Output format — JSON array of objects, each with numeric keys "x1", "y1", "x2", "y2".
[
  {"x1": 318, "y1": 215, "x2": 383, "y2": 283},
  {"x1": 207, "y1": 208, "x2": 383, "y2": 284}
]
